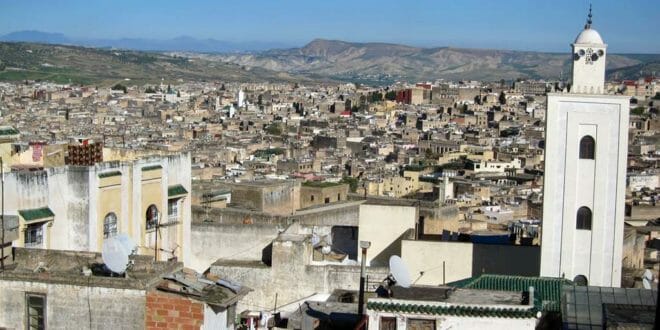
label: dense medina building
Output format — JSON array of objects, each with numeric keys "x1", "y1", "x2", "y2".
[{"x1": 540, "y1": 10, "x2": 630, "y2": 287}]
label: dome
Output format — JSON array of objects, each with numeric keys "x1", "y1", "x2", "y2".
[{"x1": 574, "y1": 28, "x2": 604, "y2": 44}]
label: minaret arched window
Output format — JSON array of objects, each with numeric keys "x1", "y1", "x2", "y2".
[
  {"x1": 146, "y1": 205, "x2": 159, "y2": 230},
  {"x1": 576, "y1": 206, "x2": 592, "y2": 230},
  {"x1": 103, "y1": 212, "x2": 118, "y2": 238},
  {"x1": 579, "y1": 135, "x2": 595, "y2": 159}
]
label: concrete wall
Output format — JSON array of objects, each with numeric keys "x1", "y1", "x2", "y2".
[
  {"x1": 190, "y1": 222, "x2": 282, "y2": 272},
  {"x1": 402, "y1": 240, "x2": 473, "y2": 285},
  {"x1": 358, "y1": 204, "x2": 417, "y2": 266},
  {"x1": 402, "y1": 240, "x2": 541, "y2": 285},
  {"x1": 367, "y1": 310, "x2": 536, "y2": 330},
  {"x1": 299, "y1": 184, "x2": 349, "y2": 209},
  {"x1": 0, "y1": 280, "x2": 145, "y2": 329},
  {"x1": 210, "y1": 236, "x2": 389, "y2": 313}
]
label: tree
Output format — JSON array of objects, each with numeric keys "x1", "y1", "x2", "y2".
[
  {"x1": 111, "y1": 83, "x2": 127, "y2": 93},
  {"x1": 0, "y1": 61, "x2": 5, "y2": 71},
  {"x1": 653, "y1": 92, "x2": 660, "y2": 100},
  {"x1": 177, "y1": 91, "x2": 181, "y2": 98},
  {"x1": 631, "y1": 107, "x2": 645, "y2": 115},
  {"x1": 385, "y1": 91, "x2": 397, "y2": 101},
  {"x1": 167, "y1": 84, "x2": 172, "y2": 94},
  {"x1": 145, "y1": 86, "x2": 157, "y2": 93},
  {"x1": 474, "y1": 95, "x2": 482, "y2": 105},
  {"x1": 499, "y1": 91, "x2": 507, "y2": 105},
  {"x1": 340, "y1": 176, "x2": 359, "y2": 193}
]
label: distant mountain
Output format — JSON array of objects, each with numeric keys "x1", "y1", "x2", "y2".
[
  {"x1": 0, "y1": 30, "x2": 71, "y2": 44},
  {"x1": 0, "y1": 42, "x2": 309, "y2": 85},
  {"x1": 0, "y1": 30, "x2": 292, "y2": 52},
  {"x1": 211, "y1": 39, "x2": 660, "y2": 83}
]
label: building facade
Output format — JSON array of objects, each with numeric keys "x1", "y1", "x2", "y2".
[{"x1": 2, "y1": 152, "x2": 192, "y2": 265}]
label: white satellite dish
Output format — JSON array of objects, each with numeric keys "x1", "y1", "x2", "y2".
[
  {"x1": 643, "y1": 269, "x2": 653, "y2": 289},
  {"x1": 643, "y1": 269, "x2": 653, "y2": 281},
  {"x1": 102, "y1": 237, "x2": 129, "y2": 274},
  {"x1": 389, "y1": 255, "x2": 412, "y2": 288},
  {"x1": 115, "y1": 233, "x2": 137, "y2": 256}
]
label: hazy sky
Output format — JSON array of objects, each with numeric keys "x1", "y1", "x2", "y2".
[{"x1": 1, "y1": 0, "x2": 658, "y2": 53}]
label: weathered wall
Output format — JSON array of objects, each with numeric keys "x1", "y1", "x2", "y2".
[
  {"x1": 0, "y1": 280, "x2": 145, "y2": 329},
  {"x1": 471, "y1": 243, "x2": 540, "y2": 277},
  {"x1": 299, "y1": 184, "x2": 349, "y2": 209},
  {"x1": 210, "y1": 237, "x2": 389, "y2": 313},
  {"x1": 358, "y1": 204, "x2": 417, "y2": 266},
  {"x1": 402, "y1": 240, "x2": 473, "y2": 285},
  {"x1": 190, "y1": 223, "x2": 281, "y2": 272}
]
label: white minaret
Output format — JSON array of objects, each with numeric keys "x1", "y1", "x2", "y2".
[
  {"x1": 571, "y1": 6, "x2": 607, "y2": 94},
  {"x1": 540, "y1": 7, "x2": 629, "y2": 287}
]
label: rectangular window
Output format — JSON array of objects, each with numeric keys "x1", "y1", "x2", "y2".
[
  {"x1": 380, "y1": 316, "x2": 397, "y2": 330},
  {"x1": 25, "y1": 224, "x2": 43, "y2": 248},
  {"x1": 407, "y1": 318, "x2": 435, "y2": 330},
  {"x1": 167, "y1": 199, "x2": 179, "y2": 222},
  {"x1": 26, "y1": 293, "x2": 46, "y2": 330}
]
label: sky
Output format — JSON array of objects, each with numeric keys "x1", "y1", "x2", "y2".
[{"x1": 0, "y1": 0, "x2": 658, "y2": 53}]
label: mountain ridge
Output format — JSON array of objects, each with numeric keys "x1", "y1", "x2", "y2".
[{"x1": 209, "y1": 38, "x2": 660, "y2": 83}]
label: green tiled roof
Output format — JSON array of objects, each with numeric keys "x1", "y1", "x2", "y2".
[
  {"x1": 18, "y1": 207, "x2": 55, "y2": 222},
  {"x1": 0, "y1": 127, "x2": 19, "y2": 136},
  {"x1": 367, "y1": 301, "x2": 537, "y2": 319},
  {"x1": 98, "y1": 171, "x2": 122, "y2": 178},
  {"x1": 449, "y1": 274, "x2": 571, "y2": 312},
  {"x1": 142, "y1": 165, "x2": 162, "y2": 171},
  {"x1": 168, "y1": 184, "x2": 188, "y2": 197}
]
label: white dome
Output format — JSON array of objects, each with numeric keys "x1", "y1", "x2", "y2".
[{"x1": 574, "y1": 28, "x2": 604, "y2": 44}]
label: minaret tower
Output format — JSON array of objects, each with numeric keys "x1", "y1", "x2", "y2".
[
  {"x1": 571, "y1": 5, "x2": 607, "y2": 94},
  {"x1": 540, "y1": 6, "x2": 629, "y2": 287}
]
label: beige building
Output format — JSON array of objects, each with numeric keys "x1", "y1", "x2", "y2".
[
  {"x1": 2, "y1": 152, "x2": 192, "y2": 264},
  {"x1": 299, "y1": 182, "x2": 349, "y2": 209}
]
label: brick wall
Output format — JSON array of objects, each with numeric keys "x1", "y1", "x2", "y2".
[{"x1": 145, "y1": 290, "x2": 203, "y2": 330}]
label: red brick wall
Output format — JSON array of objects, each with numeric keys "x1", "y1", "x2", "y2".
[{"x1": 145, "y1": 290, "x2": 204, "y2": 330}]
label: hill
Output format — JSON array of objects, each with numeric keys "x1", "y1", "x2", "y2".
[
  {"x1": 0, "y1": 42, "x2": 307, "y2": 85},
  {"x1": 211, "y1": 39, "x2": 660, "y2": 84}
]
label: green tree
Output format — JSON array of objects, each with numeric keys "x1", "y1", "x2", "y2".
[
  {"x1": 111, "y1": 83, "x2": 127, "y2": 93},
  {"x1": 265, "y1": 123, "x2": 283, "y2": 135},
  {"x1": 340, "y1": 176, "x2": 359, "y2": 193},
  {"x1": 499, "y1": 91, "x2": 507, "y2": 105},
  {"x1": 0, "y1": 61, "x2": 5, "y2": 71},
  {"x1": 631, "y1": 107, "x2": 645, "y2": 115},
  {"x1": 385, "y1": 91, "x2": 397, "y2": 101},
  {"x1": 145, "y1": 86, "x2": 157, "y2": 93}
]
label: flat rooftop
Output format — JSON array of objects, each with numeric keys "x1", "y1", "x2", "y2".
[{"x1": 0, "y1": 248, "x2": 181, "y2": 290}]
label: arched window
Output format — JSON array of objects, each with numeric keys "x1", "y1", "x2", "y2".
[
  {"x1": 146, "y1": 205, "x2": 159, "y2": 230},
  {"x1": 573, "y1": 275, "x2": 588, "y2": 286},
  {"x1": 579, "y1": 135, "x2": 595, "y2": 159},
  {"x1": 576, "y1": 206, "x2": 592, "y2": 230},
  {"x1": 103, "y1": 212, "x2": 118, "y2": 238}
]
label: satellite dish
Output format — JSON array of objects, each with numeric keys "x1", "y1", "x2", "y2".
[
  {"x1": 102, "y1": 237, "x2": 129, "y2": 274},
  {"x1": 389, "y1": 255, "x2": 412, "y2": 288},
  {"x1": 643, "y1": 278, "x2": 651, "y2": 289},
  {"x1": 115, "y1": 233, "x2": 137, "y2": 256},
  {"x1": 643, "y1": 269, "x2": 653, "y2": 281}
]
